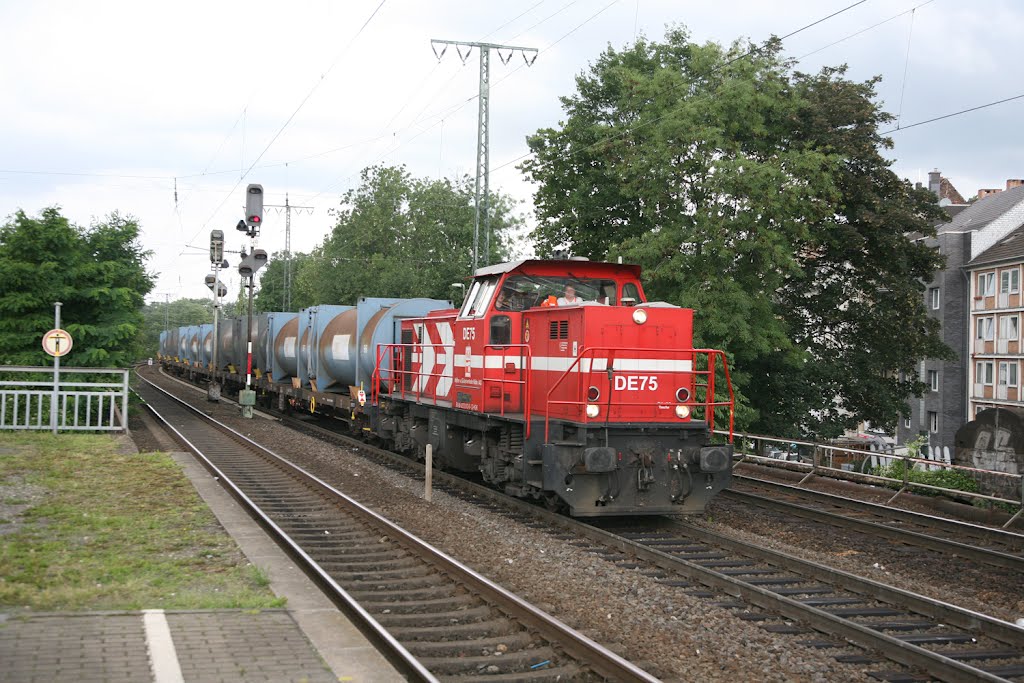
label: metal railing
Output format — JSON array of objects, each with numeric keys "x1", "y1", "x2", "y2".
[
  {"x1": 724, "y1": 429, "x2": 1024, "y2": 528},
  {"x1": 371, "y1": 343, "x2": 534, "y2": 436},
  {"x1": 544, "y1": 347, "x2": 735, "y2": 442},
  {"x1": 0, "y1": 366, "x2": 129, "y2": 432}
]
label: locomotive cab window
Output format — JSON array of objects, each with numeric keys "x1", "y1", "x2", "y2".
[
  {"x1": 621, "y1": 282, "x2": 642, "y2": 306},
  {"x1": 490, "y1": 315, "x2": 511, "y2": 345},
  {"x1": 459, "y1": 277, "x2": 498, "y2": 318},
  {"x1": 495, "y1": 275, "x2": 619, "y2": 307}
]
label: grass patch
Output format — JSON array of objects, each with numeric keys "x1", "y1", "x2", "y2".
[{"x1": 0, "y1": 432, "x2": 284, "y2": 612}]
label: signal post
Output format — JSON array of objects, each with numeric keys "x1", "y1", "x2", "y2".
[
  {"x1": 206, "y1": 230, "x2": 228, "y2": 402},
  {"x1": 237, "y1": 184, "x2": 267, "y2": 418}
]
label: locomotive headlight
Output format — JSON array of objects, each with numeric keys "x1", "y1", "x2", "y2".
[
  {"x1": 632, "y1": 309, "x2": 647, "y2": 325},
  {"x1": 586, "y1": 404, "x2": 601, "y2": 418},
  {"x1": 675, "y1": 405, "x2": 690, "y2": 419}
]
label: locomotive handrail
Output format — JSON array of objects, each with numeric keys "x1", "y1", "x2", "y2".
[
  {"x1": 372, "y1": 343, "x2": 453, "y2": 406},
  {"x1": 481, "y1": 344, "x2": 533, "y2": 438},
  {"x1": 542, "y1": 347, "x2": 735, "y2": 442},
  {"x1": 371, "y1": 343, "x2": 534, "y2": 437}
]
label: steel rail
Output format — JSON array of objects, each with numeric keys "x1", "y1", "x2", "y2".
[
  {"x1": 649, "y1": 519, "x2": 1024, "y2": 682},
  {"x1": 733, "y1": 473, "x2": 1024, "y2": 550},
  {"x1": 722, "y1": 487, "x2": 1024, "y2": 572},
  {"x1": 135, "y1": 371, "x2": 658, "y2": 683}
]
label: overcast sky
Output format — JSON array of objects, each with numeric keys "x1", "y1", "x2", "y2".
[{"x1": 2, "y1": 0, "x2": 1022, "y2": 304}]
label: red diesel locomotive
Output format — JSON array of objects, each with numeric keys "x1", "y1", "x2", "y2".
[{"x1": 372, "y1": 258, "x2": 735, "y2": 516}]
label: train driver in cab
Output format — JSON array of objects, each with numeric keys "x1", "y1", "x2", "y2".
[
  {"x1": 496, "y1": 287, "x2": 517, "y2": 311},
  {"x1": 557, "y1": 284, "x2": 582, "y2": 306}
]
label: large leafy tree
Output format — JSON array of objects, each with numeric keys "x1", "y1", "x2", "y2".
[
  {"x1": 0, "y1": 207, "x2": 154, "y2": 366},
  {"x1": 295, "y1": 165, "x2": 523, "y2": 306},
  {"x1": 253, "y1": 251, "x2": 314, "y2": 313},
  {"x1": 521, "y1": 28, "x2": 949, "y2": 437}
]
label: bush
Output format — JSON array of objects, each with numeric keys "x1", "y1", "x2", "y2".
[{"x1": 872, "y1": 458, "x2": 979, "y2": 497}]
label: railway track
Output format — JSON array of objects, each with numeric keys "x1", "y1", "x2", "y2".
[
  {"x1": 263, "y1": 412, "x2": 1024, "y2": 681},
  {"x1": 146, "y1": 367, "x2": 1024, "y2": 681},
  {"x1": 134, "y1": 372, "x2": 658, "y2": 683},
  {"x1": 596, "y1": 517, "x2": 1024, "y2": 682},
  {"x1": 724, "y1": 475, "x2": 1024, "y2": 573}
]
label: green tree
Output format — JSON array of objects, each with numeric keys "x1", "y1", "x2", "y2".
[
  {"x1": 521, "y1": 28, "x2": 949, "y2": 437},
  {"x1": 296, "y1": 165, "x2": 523, "y2": 306},
  {"x1": 0, "y1": 207, "x2": 154, "y2": 366},
  {"x1": 253, "y1": 251, "x2": 313, "y2": 313}
]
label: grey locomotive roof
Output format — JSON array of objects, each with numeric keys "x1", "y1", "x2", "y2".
[
  {"x1": 938, "y1": 184, "x2": 1024, "y2": 236},
  {"x1": 969, "y1": 221, "x2": 1024, "y2": 268},
  {"x1": 473, "y1": 259, "x2": 642, "y2": 278}
]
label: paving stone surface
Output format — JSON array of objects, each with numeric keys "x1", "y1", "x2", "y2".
[{"x1": 0, "y1": 610, "x2": 337, "y2": 683}]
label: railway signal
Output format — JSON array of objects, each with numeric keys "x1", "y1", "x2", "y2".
[
  {"x1": 245, "y1": 184, "x2": 263, "y2": 234},
  {"x1": 204, "y1": 274, "x2": 227, "y2": 298},
  {"x1": 210, "y1": 229, "x2": 224, "y2": 263},
  {"x1": 237, "y1": 249, "x2": 268, "y2": 279}
]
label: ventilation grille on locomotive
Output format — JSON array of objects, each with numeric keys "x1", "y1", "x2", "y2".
[{"x1": 549, "y1": 320, "x2": 568, "y2": 339}]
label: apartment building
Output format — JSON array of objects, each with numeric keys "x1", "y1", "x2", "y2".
[
  {"x1": 897, "y1": 176, "x2": 1024, "y2": 451},
  {"x1": 966, "y1": 222, "x2": 1024, "y2": 416}
]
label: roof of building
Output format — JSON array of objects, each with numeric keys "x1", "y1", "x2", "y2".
[
  {"x1": 969, "y1": 221, "x2": 1024, "y2": 267},
  {"x1": 939, "y1": 177, "x2": 966, "y2": 205},
  {"x1": 938, "y1": 184, "x2": 1024, "y2": 236}
]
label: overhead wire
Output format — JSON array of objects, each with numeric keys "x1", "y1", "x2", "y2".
[
  {"x1": 894, "y1": 7, "x2": 918, "y2": 129},
  {"x1": 793, "y1": 0, "x2": 935, "y2": 61},
  {"x1": 312, "y1": 0, "x2": 621, "y2": 202},
  {"x1": 299, "y1": 1, "x2": 594, "y2": 205},
  {"x1": 183, "y1": 1, "x2": 389, "y2": 253},
  {"x1": 881, "y1": 93, "x2": 1024, "y2": 134},
  {"x1": 490, "y1": 0, "x2": 872, "y2": 175}
]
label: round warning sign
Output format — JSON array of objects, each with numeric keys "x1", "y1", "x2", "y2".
[{"x1": 42, "y1": 328, "x2": 73, "y2": 357}]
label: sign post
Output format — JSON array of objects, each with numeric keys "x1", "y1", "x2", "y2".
[{"x1": 42, "y1": 303, "x2": 73, "y2": 434}]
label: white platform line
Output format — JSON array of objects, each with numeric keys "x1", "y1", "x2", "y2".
[{"x1": 142, "y1": 609, "x2": 185, "y2": 683}]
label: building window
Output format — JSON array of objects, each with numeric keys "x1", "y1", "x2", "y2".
[
  {"x1": 904, "y1": 415, "x2": 911, "y2": 428},
  {"x1": 980, "y1": 271, "x2": 996, "y2": 296},
  {"x1": 929, "y1": 287, "x2": 940, "y2": 309},
  {"x1": 999, "y1": 361, "x2": 1019, "y2": 387},
  {"x1": 1000, "y1": 268, "x2": 1020, "y2": 294},
  {"x1": 928, "y1": 411, "x2": 938, "y2": 432},
  {"x1": 976, "y1": 360, "x2": 995, "y2": 386},
  {"x1": 999, "y1": 314, "x2": 1019, "y2": 341},
  {"x1": 927, "y1": 370, "x2": 938, "y2": 392},
  {"x1": 977, "y1": 316, "x2": 995, "y2": 341}
]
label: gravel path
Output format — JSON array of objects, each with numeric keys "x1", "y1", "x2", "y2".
[{"x1": 133, "y1": 369, "x2": 958, "y2": 681}]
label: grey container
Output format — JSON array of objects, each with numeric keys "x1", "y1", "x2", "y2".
[
  {"x1": 311, "y1": 298, "x2": 450, "y2": 393},
  {"x1": 217, "y1": 317, "x2": 236, "y2": 370},
  {"x1": 296, "y1": 307, "x2": 323, "y2": 389},
  {"x1": 263, "y1": 312, "x2": 299, "y2": 383},
  {"x1": 177, "y1": 326, "x2": 190, "y2": 361},
  {"x1": 184, "y1": 325, "x2": 201, "y2": 366},
  {"x1": 199, "y1": 323, "x2": 214, "y2": 368}
]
